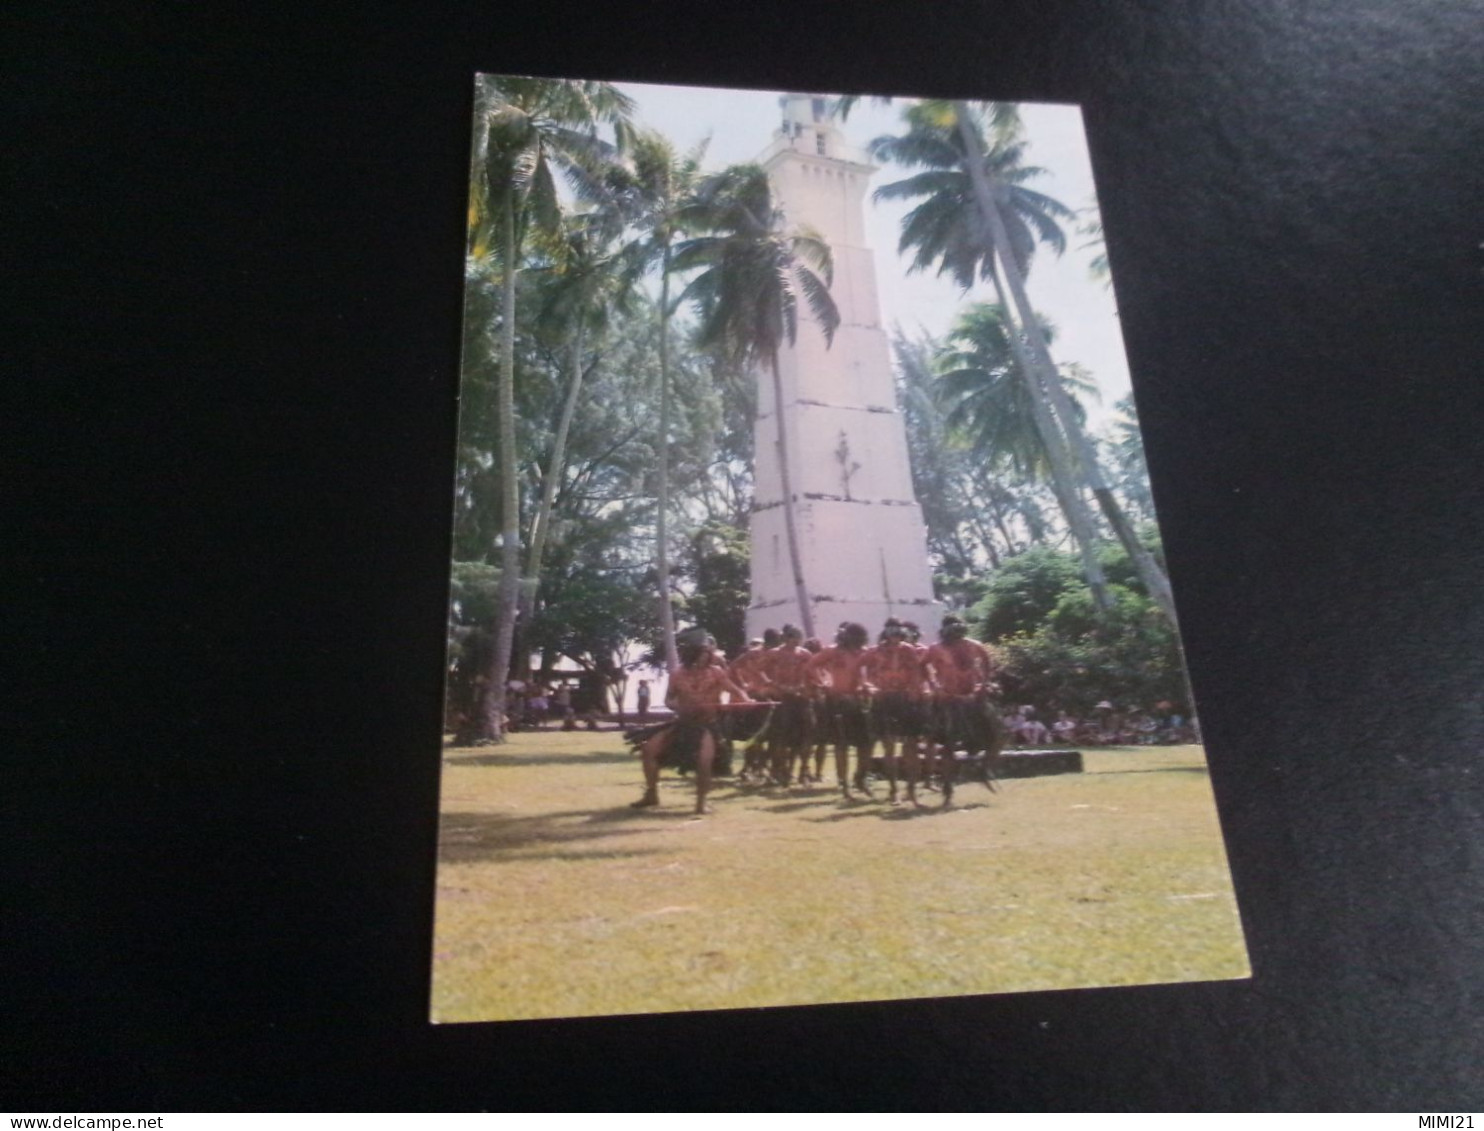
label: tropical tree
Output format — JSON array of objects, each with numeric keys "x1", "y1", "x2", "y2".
[
  {"x1": 894, "y1": 325, "x2": 1043, "y2": 581},
  {"x1": 872, "y1": 98, "x2": 1176, "y2": 620},
  {"x1": 520, "y1": 214, "x2": 635, "y2": 632},
  {"x1": 470, "y1": 74, "x2": 633, "y2": 742},
  {"x1": 973, "y1": 542, "x2": 1187, "y2": 718},
  {"x1": 933, "y1": 98, "x2": 1177, "y2": 623},
  {"x1": 679, "y1": 520, "x2": 752, "y2": 658},
  {"x1": 872, "y1": 108, "x2": 1113, "y2": 609},
  {"x1": 937, "y1": 304, "x2": 1095, "y2": 482},
  {"x1": 938, "y1": 304, "x2": 1116, "y2": 578},
  {"x1": 1078, "y1": 205, "x2": 1111, "y2": 289},
  {"x1": 672, "y1": 164, "x2": 840, "y2": 639},
  {"x1": 1105, "y1": 394, "x2": 1157, "y2": 526},
  {"x1": 604, "y1": 129, "x2": 710, "y2": 671},
  {"x1": 893, "y1": 327, "x2": 994, "y2": 575}
]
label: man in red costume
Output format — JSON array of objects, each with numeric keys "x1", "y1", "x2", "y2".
[
  {"x1": 730, "y1": 630, "x2": 778, "y2": 782},
  {"x1": 860, "y1": 618, "x2": 928, "y2": 804},
  {"x1": 761, "y1": 624, "x2": 815, "y2": 786},
  {"x1": 923, "y1": 615, "x2": 1004, "y2": 807},
  {"x1": 806, "y1": 622, "x2": 874, "y2": 799},
  {"x1": 631, "y1": 629, "x2": 752, "y2": 816}
]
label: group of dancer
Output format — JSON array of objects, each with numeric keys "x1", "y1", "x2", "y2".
[{"x1": 627, "y1": 615, "x2": 1004, "y2": 816}]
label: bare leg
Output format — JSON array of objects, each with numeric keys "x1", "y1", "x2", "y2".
[
  {"x1": 634, "y1": 732, "x2": 664, "y2": 806},
  {"x1": 941, "y1": 706, "x2": 960, "y2": 807},
  {"x1": 768, "y1": 731, "x2": 787, "y2": 785},
  {"x1": 854, "y1": 737, "x2": 874, "y2": 797},
  {"x1": 884, "y1": 737, "x2": 899, "y2": 803},
  {"x1": 694, "y1": 731, "x2": 716, "y2": 815},
  {"x1": 904, "y1": 738, "x2": 921, "y2": 805}
]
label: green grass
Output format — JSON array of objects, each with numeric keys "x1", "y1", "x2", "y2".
[{"x1": 430, "y1": 731, "x2": 1249, "y2": 1023}]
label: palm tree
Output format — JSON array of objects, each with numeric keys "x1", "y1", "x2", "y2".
[
  {"x1": 605, "y1": 130, "x2": 709, "y2": 670},
  {"x1": 471, "y1": 75, "x2": 633, "y2": 742},
  {"x1": 934, "y1": 302, "x2": 1114, "y2": 608},
  {"x1": 892, "y1": 328, "x2": 997, "y2": 570},
  {"x1": 872, "y1": 106, "x2": 1115, "y2": 609},
  {"x1": 1078, "y1": 207, "x2": 1111, "y2": 289},
  {"x1": 937, "y1": 305, "x2": 1093, "y2": 473},
  {"x1": 935, "y1": 99, "x2": 1178, "y2": 624},
  {"x1": 1106, "y1": 394, "x2": 1156, "y2": 525},
  {"x1": 520, "y1": 214, "x2": 634, "y2": 635},
  {"x1": 671, "y1": 164, "x2": 840, "y2": 639}
]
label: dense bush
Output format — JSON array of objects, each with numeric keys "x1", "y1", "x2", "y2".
[{"x1": 971, "y1": 539, "x2": 1189, "y2": 716}]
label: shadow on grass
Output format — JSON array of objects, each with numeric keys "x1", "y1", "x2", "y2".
[
  {"x1": 439, "y1": 808, "x2": 664, "y2": 864},
  {"x1": 1086, "y1": 765, "x2": 1209, "y2": 777},
  {"x1": 802, "y1": 797, "x2": 994, "y2": 823},
  {"x1": 758, "y1": 797, "x2": 849, "y2": 814},
  {"x1": 445, "y1": 751, "x2": 634, "y2": 768}
]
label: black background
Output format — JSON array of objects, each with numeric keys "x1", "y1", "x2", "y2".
[{"x1": 9, "y1": 0, "x2": 1484, "y2": 1111}]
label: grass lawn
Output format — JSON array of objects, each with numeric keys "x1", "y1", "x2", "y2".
[{"x1": 430, "y1": 730, "x2": 1249, "y2": 1023}]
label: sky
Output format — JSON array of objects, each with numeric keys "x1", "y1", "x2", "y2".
[{"x1": 612, "y1": 79, "x2": 1134, "y2": 431}]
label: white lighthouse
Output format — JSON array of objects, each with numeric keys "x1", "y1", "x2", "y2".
[{"x1": 745, "y1": 93, "x2": 942, "y2": 643}]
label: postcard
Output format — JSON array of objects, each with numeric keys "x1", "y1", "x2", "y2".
[{"x1": 431, "y1": 74, "x2": 1249, "y2": 1023}]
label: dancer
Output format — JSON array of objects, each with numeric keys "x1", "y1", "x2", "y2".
[
  {"x1": 924, "y1": 615, "x2": 1003, "y2": 807},
  {"x1": 807, "y1": 622, "x2": 874, "y2": 799},
  {"x1": 630, "y1": 629, "x2": 752, "y2": 816},
  {"x1": 860, "y1": 618, "x2": 928, "y2": 804},
  {"x1": 762, "y1": 624, "x2": 814, "y2": 786},
  {"x1": 730, "y1": 632, "x2": 777, "y2": 782}
]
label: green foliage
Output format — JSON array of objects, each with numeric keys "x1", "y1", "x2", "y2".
[
  {"x1": 449, "y1": 560, "x2": 505, "y2": 629},
  {"x1": 680, "y1": 521, "x2": 751, "y2": 657},
  {"x1": 1106, "y1": 395, "x2": 1156, "y2": 526},
  {"x1": 871, "y1": 100, "x2": 1074, "y2": 287},
  {"x1": 893, "y1": 326, "x2": 1059, "y2": 587},
  {"x1": 672, "y1": 164, "x2": 841, "y2": 368},
  {"x1": 995, "y1": 588, "x2": 1186, "y2": 715},
  {"x1": 972, "y1": 546, "x2": 1086, "y2": 640},
  {"x1": 526, "y1": 563, "x2": 658, "y2": 671},
  {"x1": 971, "y1": 542, "x2": 1187, "y2": 714}
]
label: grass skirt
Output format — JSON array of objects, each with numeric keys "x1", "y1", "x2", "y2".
[
  {"x1": 931, "y1": 695, "x2": 1005, "y2": 755},
  {"x1": 624, "y1": 715, "x2": 733, "y2": 776}
]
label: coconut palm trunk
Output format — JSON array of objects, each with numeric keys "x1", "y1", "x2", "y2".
[
  {"x1": 768, "y1": 349, "x2": 815, "y2": 638},
  {"x1": 482, "y1": 191, "x2": 523, "y2": 742},
  {"x1": 986, "y1": 254, "x2": 1179, "y2": 624},
  {"x1": 953, "y1": 101, "x2": 1176, "y2": 624},
  {"x1": 981, "y1": 489, "x2": 1018, "y2": 558},
  {"x1": 970, "y1": 223, "x2": 1112, "y2": 608},
  {"x1": 519, "y1": 324, "x2": 586, "y2": 630},
  {"x1": 654, "y1": 249, "x2": 680, "y2": 671},
  {"x1": 1024, "y1": 353, "x2": 1115, "y2": 609}
]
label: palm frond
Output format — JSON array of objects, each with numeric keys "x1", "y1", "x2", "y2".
[{"x1": 795, "y1": 265, "x2": 839, "y2": 346}]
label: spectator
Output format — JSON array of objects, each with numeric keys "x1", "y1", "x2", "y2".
[
  {"x1": 527, "y1": 685, "x2": 549, "y2": 730},
  {"x1": 1052, "y1": 711, "x2": 1077, "y2": 744},
  {"x1": 554, "y1": 683, "x2": 574, "y2": 730}
]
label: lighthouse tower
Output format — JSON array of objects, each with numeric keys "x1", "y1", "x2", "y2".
[{"x1": 745, "y1": 93, "x2": 942, "y2": 642}]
